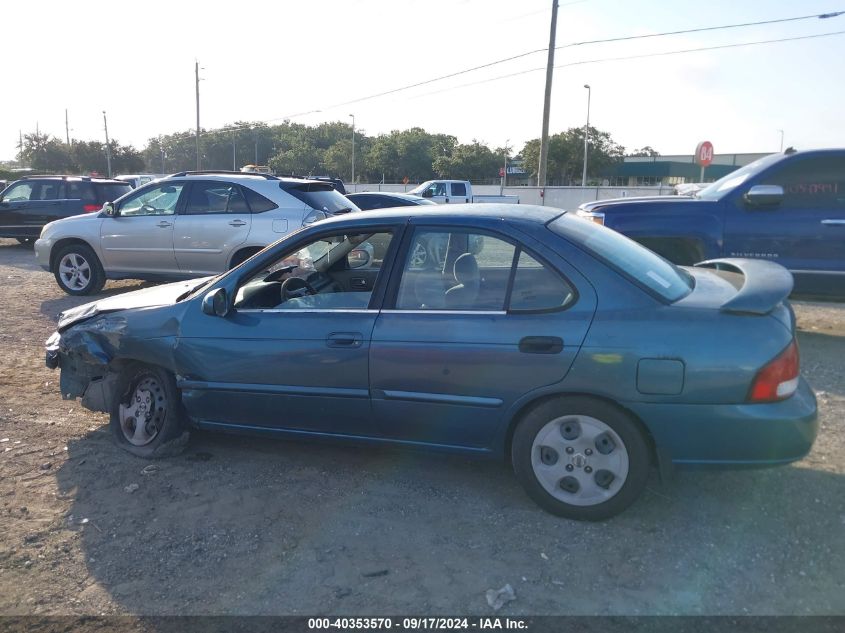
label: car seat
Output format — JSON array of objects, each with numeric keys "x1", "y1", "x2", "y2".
[{"x1": 444, "y1": 253, "x2": 480, "y2": 309}]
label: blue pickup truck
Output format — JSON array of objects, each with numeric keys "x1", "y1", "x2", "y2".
[{"x1": 576, "y1": 149, "x2": 845, "y2": 296}]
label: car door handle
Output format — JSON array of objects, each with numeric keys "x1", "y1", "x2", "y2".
[
  {"x1": 821, "y1": 219, "x2": 845, "y2": 226},
  {"x1": 350, "y1": 277, "x2": 368, "y2": 289},
  {"x1": 156, "y1": 220, "x2": 173, "y2": 228},
  {"x1": 326, "y1": 332, "x2": 363, "y2": 348},
  {"x1": 519, "y1": 336, "x2": 563, "y2": 354},
  {"x1": 228, "y1": 219, "x2": 247, "y2": 227}
]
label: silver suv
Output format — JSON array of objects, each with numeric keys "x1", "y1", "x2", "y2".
[{"x1": 35, "y1": 171, "x2": 357, "y2": 295}]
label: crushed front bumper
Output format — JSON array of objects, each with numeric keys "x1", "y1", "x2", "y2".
[{"x1": 45, "y1": 329, "x2": 118, "y2": 414}]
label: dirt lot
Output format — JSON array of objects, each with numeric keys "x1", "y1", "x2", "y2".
[{"x1": 0, "y1": 237, "x2": 843, "y2": 617}]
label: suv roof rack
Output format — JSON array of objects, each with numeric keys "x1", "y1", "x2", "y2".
[
  {"x1": 18, "y1": 175, "x2": 94, "y2": 181},
  {"x1": 169, "y1": 170, "x2": 280, "y2": 180}
]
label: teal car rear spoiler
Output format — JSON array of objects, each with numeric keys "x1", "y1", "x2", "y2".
[{"x1": 695, "y1": 258, "x2": 794, "y2": 315}]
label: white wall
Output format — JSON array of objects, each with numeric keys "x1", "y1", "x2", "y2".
[{"x1": 346, "y1": 183, "x2": 675, "y2": 209}]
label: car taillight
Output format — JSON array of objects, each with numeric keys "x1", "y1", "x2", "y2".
[
  {"x1": 748, "y1": 339, "x2": 799, "y2": 403},
  {"x1": 83, "y1": 204, "x2": 101, "y2": 213}
]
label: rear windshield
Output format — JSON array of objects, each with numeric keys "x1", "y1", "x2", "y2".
[
  {"x1": 96, "y1": 183, "x2": 133, "y2": 203},
  {"x1": 283, "y1": 182, "x2": 359, "y2": 215},
  {"x1": 550, "y1": 214, "x2": 693, "y2": 302}
]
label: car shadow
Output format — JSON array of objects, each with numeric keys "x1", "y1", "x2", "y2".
[{"x1": 52, "y1": 427, "x2": 844, "y2": 616}]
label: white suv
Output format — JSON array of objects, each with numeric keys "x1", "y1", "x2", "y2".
[{"x1": 35, "y1": 171, "x2": 357, "y2": 295}]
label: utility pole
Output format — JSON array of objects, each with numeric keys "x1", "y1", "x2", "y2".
[
  {"x1": 18, "y1": 130, "x2": 23, "y2": 167},
  {"x1": 537, "y1": 0, "x2": 559, "y2": 193},
  {"x1": 778, "y1": 129, "x2": 785, "y2": 152},
  {"x1": 349, "y1": 114, "x2": 355, "y2": 186},
  {"x1": 102, "y1": 111, "x2": 112, "y2": 177},
  {"x1": 195, "y1": 60, "x2": 201, "y2": 170},
  {"x1": 65, "y1": 109, "x2": 71, "y2": 145},
  {"x1": 581, "y1": 84, "x2": 591, "y2": 186},
  {"x1": 232, "y1": 130, "x2": 236, "y2": 170},
  {"x1": 501, "y1": 139, "x2": 510, "y2": 195}
]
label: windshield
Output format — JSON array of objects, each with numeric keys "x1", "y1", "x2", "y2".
[
  {"x1": 407, "y1": 181, "x2": 434, "y2": 196},
  {"x1": 550, "y1": 214, "x2": 693, "y2": 302},
  {"x1": 695, "y1": 153, "x2": 782, "y2": 200}
]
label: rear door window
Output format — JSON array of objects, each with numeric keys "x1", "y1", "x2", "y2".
[
  {"x1": 185, "y1": 182, "x2": 249, "y2": 214},
  {"x1": 451, "y1": 182, "x2": 467, "y2": 197},
  {"x1": 66, "y1": 182, "x2": 98, "y2": 203}
]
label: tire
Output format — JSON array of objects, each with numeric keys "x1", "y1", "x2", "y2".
[
  {"x1": 16, "y1": 237, "x2": 35, "y2": 248},
  {"x1": 53, "y1": 243, "x2": 105, "y2": 296},
  {"x1": 109, "y1": 363, "x2": 189, "y2": 459},
  {"x1": 511, "y1": 396, "x2": 650, "y2": 521}
]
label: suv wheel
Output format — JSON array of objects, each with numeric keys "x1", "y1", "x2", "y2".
[{"x1": 53, "y1": 243, "x2": 105, "y2": 296}]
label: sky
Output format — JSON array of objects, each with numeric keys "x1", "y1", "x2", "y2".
[{"x1": 3, "y1": 0, "x2": 845, "y2": 161}]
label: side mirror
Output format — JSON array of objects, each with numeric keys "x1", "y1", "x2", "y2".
[
  {"x1": 103, "y1": 202, "x2": 117, "y2": 217},
  {"x1": 348, "y1": 248, "x2": 371, "y2": 269},
  {"x1": 744, "y1": 185, "x2": 784, "y2": 207},
  {"x1": 421, "y1": 189, "x2": 433, "y2": 198},
  {"x1": 202, "y1": 287, "x2": 230, "y2": 317}
]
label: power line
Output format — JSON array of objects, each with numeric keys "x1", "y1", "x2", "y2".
[
  {"x1": 160, "y1": 10, "x2": 844, "y2": 143},
  {"x1": 557, "y1": 10, "x2": 845, "y2": 49},
  {"x1": 406, "y1": 29, "x2": 845, "y2": 99},
  {"x1": 319, "y1": 10, "x2": 842, "y2": 113}
]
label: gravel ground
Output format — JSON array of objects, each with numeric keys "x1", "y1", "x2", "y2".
[{"x1": 0, "y1": 237, "x2": 842, "y2": 616}]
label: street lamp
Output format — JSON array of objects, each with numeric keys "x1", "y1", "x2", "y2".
[
  {"x1": 349, "y1": 114, "x2": 355, "y2": 188},
  {"x1": 581, "y1": 84, "x2": 591, "y2": 187},
  {"x1": 778, "y1": 129, "x2": 785, "y2": 152}
]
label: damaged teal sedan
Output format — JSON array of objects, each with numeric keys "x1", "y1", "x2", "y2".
[{"x1": 45, "y1": 205, "x2": 818, "y2": 520}]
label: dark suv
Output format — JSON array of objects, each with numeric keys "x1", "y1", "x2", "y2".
[{"x1": 0, "y1": 176, "x2": 132, "y2": 245}]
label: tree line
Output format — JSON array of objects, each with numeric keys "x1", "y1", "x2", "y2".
[{"x1": 14, "y1": 122, "x2": 660, "y2": 185}]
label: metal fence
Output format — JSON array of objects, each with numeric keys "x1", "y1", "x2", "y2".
[{"x1": 346, "y1": 183, "x2": 675, "y2": 209}]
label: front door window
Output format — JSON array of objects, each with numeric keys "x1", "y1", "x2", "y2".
[
  {"x1": 119, "y1": 184, "x2": 184, "y2": 216},
  {"x1": 234, "y1": 230, "x2": 394, "y2": 311}
]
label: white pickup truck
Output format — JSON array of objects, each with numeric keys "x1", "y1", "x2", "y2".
[{"x1": 408, "y1": 180, "x2": 519, "y2": 204}]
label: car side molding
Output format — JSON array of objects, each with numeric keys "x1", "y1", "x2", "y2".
[{"x1": 695, "y1": 258, "x2": 794, "y2": 315}]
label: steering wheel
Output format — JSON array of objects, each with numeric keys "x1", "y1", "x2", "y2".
[{"x1": 280, "y1": 276, "x2": 318, "y2": 302}]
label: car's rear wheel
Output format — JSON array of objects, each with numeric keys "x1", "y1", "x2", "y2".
[
  {"x1": 511, "y1": 396, "x2": 650, "y2": 521},
  {"x1": 53, "y1": 243, "x2": 105, "y2": 295},
  {"x1": 109, "y1": 364, "x2": 188, "y2": 458}
]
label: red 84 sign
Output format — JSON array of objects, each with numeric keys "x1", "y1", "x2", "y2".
[{"x1": 695, "y1": 141, "x2": 714, "y2": 167}]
